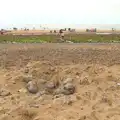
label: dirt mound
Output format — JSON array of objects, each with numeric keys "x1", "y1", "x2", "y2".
[
  {"x1": 0, "y1": 60, "x2": 120, "y2": 120},
  {"x1": 0, "y1": 44, "x2": 120, "y2": 120}
]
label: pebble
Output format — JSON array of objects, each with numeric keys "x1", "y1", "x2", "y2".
[
  {"x1": 35, "y1": 90, "x2": 46, "y2": 98},
  {"x1": 18, "y1": 88, "x2": 27, "y2": 93},
  {"x1": 63, "y1": 78, "x2": 73, "y2": 85},
  {"x1": 29, "y1": 104, "x2": 39, "y2": 108},
  {"x1": 0, "y1": 89, "x2": 11, "y2": 96},
  {"x1": 53, "y1": 95, "x2": 76, "y2": 105},
  {"x1": 22, "y1": 75, "x2": 32, "y2": 83},
  {"x1": 45, "y1": 82, "x2": 55, "y2": 89},
  {"x1": 26, "y1": 81, "x2": 38, "y2": 94},
  {"x1": 63, "y1": 83, "x2": 75, "y2": 95},
  {"x1": 55, "y1": 83, "x2": 75, "y2": 95}
]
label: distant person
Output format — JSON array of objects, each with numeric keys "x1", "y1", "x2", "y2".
[
  {"x1": 54, "y1": 30, "x2": 56, "y2": 33},
  {"x1": 0, "y1": 31, "x2": 3, "y2": 35},
  {"x1": 59, "y1": 29, "x2": 64, "y2": 39}
]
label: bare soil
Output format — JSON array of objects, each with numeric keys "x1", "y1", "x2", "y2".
[{"x1": 0, "y1": 43, "x2": 120, "y2": 120}]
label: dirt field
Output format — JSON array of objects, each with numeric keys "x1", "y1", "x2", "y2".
[{"x1": 0, "y1": 43, "x2": 120, "y2": 120}]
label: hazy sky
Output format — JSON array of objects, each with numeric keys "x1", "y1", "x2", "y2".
[{"x1": 0, "y1": 0, "x2": 120, "y2": 29}]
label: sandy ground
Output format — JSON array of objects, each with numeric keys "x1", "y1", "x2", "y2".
[{"x1": 0, "y1": 43, "x2": 120, "y2": 120}]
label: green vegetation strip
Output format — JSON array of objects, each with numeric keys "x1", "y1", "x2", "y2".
[{"x1": 0, "y1": 34, "x2": 120, "y2": 43}]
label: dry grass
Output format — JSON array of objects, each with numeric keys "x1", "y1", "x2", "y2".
[{"x1": 19, "y1": 109, "x2": 37, "y2": 120}]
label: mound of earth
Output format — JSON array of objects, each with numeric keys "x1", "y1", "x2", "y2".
[
  {"x1": 0, "y1": 60, "x2": 120, "y2": 120},
  {"x1": 0, "y1": 44, "x2": 120, "y2": 120}
]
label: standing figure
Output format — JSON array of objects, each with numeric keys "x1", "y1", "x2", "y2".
[{"x1": 59, "y1": 29, "x2": 64, "y2": 39}]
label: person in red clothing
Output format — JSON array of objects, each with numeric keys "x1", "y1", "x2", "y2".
[{"x1": 0, "y1": 31, "x2": 3, "y2": 35}]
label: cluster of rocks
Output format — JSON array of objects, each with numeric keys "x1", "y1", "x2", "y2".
[{"x1": 23, "y1": 75, "x2": 76, "y2": 96}]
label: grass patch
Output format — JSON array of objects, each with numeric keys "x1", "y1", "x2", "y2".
[{"x1": 0, "y1": 34, "x2": 120, "y2": 43}]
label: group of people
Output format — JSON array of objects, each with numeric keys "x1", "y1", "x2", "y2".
[{"x1": 50, "y1": 29, "x2": 65, "y2": 40}]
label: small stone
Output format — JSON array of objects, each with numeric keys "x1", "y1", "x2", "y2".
[
  {"x1": 35, "y1": 90, "x2": 46, "y2": 98},
  {"x1": 29, "y1": 104, "x2": 39, "y2": 108},
  {"x1": 53, "y1": 95, "x2": 75, "y2": 105},
  {"x1": 46, "y1": 82, "x2": 55, "y2": 89},
  {"x1": 63, "y1": 83, "x2": 75, "y2": 94},
  {"x1": 22, "y1": 75, "x2": 32, "y2": 83},
  {"x1": 63, "y1": 78, "x2": 73, "y2": 85},
  {"x1": 44, "y1": 82, "x2": 56, "y2": 94},
  {"x1": 63, "y1": 96, "x2": 73, "y2": 105},
  {"x1": 0, "y1": 89, "x2": 11, "y2": 96},
  {"x1": 54, "y1": 82, "x2": 75, "y2": 95},
  {"x1": 18, "y1": 88, "x2": 27, "y2": 93},
  {"x1": 62, "y1": 89, "x2": 74, "y2": 95},
  {"x1": 26, "y1": 81, "x2": 38, "y2": 94},
  {"x1": 55, "y1": 84, "x2": 75, "y2": 95},
  {"x1": 58, "y1": 83, "x2": 75, "y2": 95}
]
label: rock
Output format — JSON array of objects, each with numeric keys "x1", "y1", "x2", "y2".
[
  {"x1": 45, "y1": 82, "x2": 55, "y2": 89},
  {"x1": 22, "y1": 75, "x2": 32, "y2": 83},
  {"x1": 54, "y1": 83, "x2": 75, "y2": 95},
  {"x1": 26, "y1": 81, "x2": 38, "y2": 94},
  {"x1": 54, "y1": 78, "x2": 75, "y2": 95},
  {"x1": 63, "y1": 83, "x2": 75, "y2": 95},
  {"x1": 35, "y1": 90, "x2": 46, "y2": 98},
  {"x1": 54, "y1": 87, "x2": 65, "y2": 95},
  {"x1": 63, "y1": 96, "x2": 73, "y2": 105},
  {"x1": 29, "y1": 104, "x2": 39, "y2": 108},
  {"x1": 0, "y1": 89, "x2": 11, "y2": 96},
  {"x1": 44, "y1": 82, "x2": 57, "y2": 94},
  {"x1": 18, "y1": 88, "x2": 27, "y2": 93},
  {"x1": 62, "y1": 89, "x2": 74, "y2": 95},
  {"x1": 53, "y1": 95, "x2": 76, "y2": 105},
  {"x1": 63, "y1": 78, "x2": 73, "y2": 85}
]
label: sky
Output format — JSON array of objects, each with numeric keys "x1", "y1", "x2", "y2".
[{"x1": 0, "y1": 0, "x2": 120, "y2": 29}]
